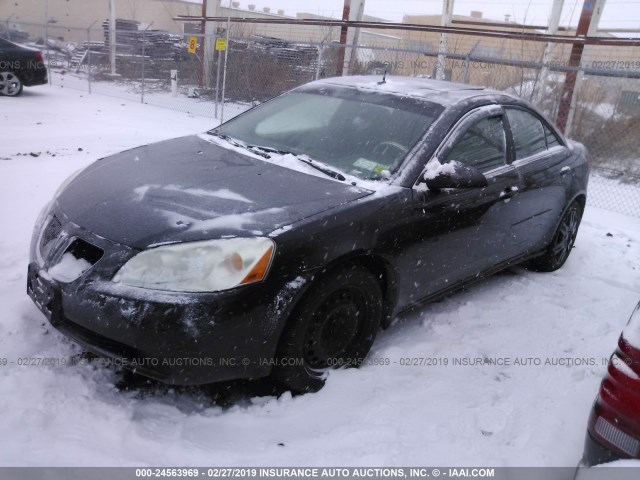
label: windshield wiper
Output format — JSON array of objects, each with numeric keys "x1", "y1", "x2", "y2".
[
  {"x1": 208, "y1": 131, "x2": 271, "y2": 159},
  {"x1": 209, "y1": 132, "x2": 347, "y2": 182},
  {"x1": 247, "y1": 145, "x2": 346, "y2": 182}
]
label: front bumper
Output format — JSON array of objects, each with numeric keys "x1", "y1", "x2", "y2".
[
  {"x1": 27, "y1": 262, "x2": 308, "y2": 385},
  {"x1": 27, "y1": 211, "x2": 310, "y2": 385}
]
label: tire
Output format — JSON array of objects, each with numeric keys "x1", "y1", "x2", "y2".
[
  {"x1": 0, "y1": 71, "x2": 23, "y2": 97},
  {"x1": 528, "y1": 201, "x2": 584, "y2": 272},
  {"x1": 273, "y1": 265, "x2": 383, "y2": 394}
]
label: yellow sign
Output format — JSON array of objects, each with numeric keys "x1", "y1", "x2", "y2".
[
  {"x1": 188, "y1": 36, "x2": 198, "y2": 54},
  {"x1": 215, "y1": 38, "x2": 227, "y2": 51}
]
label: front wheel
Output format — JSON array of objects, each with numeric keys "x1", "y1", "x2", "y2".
[
  {"x1": 528, "y1": 201, "x2": 583, "y2": 272},
  {"x1": 0, "y1": 72, "x2": 23, "y2": 97},
  {"x1": 273, "y1": 265, "x2": 383, "y2": 394}
]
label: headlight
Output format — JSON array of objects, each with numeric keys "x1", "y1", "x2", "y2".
[{"x1": 112, "y1": 238, "x2": 275, "y2": 292}]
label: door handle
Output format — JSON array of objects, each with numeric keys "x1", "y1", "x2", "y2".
[{"x1": 499, "y1": 186, "x2": 519, "y2": 200}]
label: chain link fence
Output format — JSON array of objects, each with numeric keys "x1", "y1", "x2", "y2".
[{"x1": 2, "y1": 18, "x2": 640, "y2": 216}]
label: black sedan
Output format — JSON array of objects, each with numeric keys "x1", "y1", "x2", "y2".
[
  {"x1": 0, "y1": 37, "x2": 47, "y2": 96},
  {"x1": 27, "y1": 76, "x2": 589, "y2": 393}
]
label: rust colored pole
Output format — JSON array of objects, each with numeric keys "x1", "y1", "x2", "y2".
[
  {"x1": 555, "y1": 0, "x2": 596, "y2": 133},
  {"x1": 336, "y1": 0, "x2": 351, "y2": 77}
]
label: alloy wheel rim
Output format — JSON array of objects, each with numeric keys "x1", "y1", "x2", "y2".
[
  {"x1": 0, "y1": 72, "x2": 20, "y2": 96},
  {"x1": 552, "y1": 208, "x2": 579, "y2": 264}
]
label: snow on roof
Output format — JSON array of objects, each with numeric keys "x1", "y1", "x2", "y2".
[
  {"x1": 307, "y1": 76, "x2": 515, "y2": 108},
  {"x1": 314, "y1": 75, "x2": 490, "y2": 101},
  {"x1": 318, "y1": 75, "x2": 484, "y2": 91}
]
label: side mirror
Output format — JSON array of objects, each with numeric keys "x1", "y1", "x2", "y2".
[{"x1": 422, "y1": 160, "x2": 488, "y2": 190}]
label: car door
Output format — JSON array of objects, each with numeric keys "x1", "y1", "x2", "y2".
[
  {"x1": 504, "y1": 107, "x2": 574, "y2": 253},
  {"x1": 392, "y1": 106, "x2": 524, "y2": 307}
]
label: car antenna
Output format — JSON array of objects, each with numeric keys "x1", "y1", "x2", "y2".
[{"x1": 378, "y1": 70, "x2": 387, "y2": 85}]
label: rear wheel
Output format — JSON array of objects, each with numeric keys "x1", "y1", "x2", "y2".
[
  {"x1": 0, "y1": 72, "x2": 23, "y2": 97},
  {"x1": 274, "y1": 265, "x2": 383, "y2": 394},
  {"x1": 528, "y1": 201, "x2": 583, "y2": 272}
]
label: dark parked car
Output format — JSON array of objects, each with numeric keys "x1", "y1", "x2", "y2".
[
  {"x1": 581, "y1": 302, "x2": 640, "y2": 466},
  {"x1": 27, "y1": 76, "x2": 589, "y2": 393},
  {"x1": 0, "y1": 37, "x2": 47, "y2": 96}
]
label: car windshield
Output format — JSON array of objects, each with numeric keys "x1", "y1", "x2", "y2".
[{"x1": 213, "y1": 85, "x2": 444, "y2": 181}]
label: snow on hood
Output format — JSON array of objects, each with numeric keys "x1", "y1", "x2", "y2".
[
  {"x1": 55, "y1": 135, "x2": 374, "y2": 249},
  {"x1": 198, "y1": 133, "x2": 391, "y2": 193}
]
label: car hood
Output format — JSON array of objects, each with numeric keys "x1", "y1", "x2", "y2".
[{"x1": 56, "y1": 135, "x2": 373, "y2": 249}]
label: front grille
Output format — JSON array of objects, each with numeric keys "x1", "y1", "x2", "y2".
[
  {"x1": 39, "y1": 215, "x2": 63, "y2": 261},
  {"x1": 594, "y1": 416, "x2": 640, "y2": 457},
  {"x1": 65, "y1": 238, "x2": 104, "y2": 266},
  {"x1": 46, "y1": 238, "x2": 104, "y2": 283}
]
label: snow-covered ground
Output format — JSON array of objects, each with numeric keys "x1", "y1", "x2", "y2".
[
  {"x1": 1, "y1": 85, "x2": 640, "y2": 467},
  {"x1": 47, "y1": 69, "x2": 252, "y2": 119}
]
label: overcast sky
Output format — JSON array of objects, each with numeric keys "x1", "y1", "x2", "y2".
[{"x1": 223, "y1": 0, "x2": 640, "y2": 29}]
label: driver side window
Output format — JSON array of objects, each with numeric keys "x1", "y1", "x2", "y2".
[{"x1": 444, "y1": 116, "x2": 507, "y2": 174}]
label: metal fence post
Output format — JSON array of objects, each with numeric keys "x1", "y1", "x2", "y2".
[
  {"x1": 215, "y1": 35, "x2": 222, "y2": 119},
  {"x1": 462, "y1": 54, "x2": 470, "y2": 83},
  {"x1": 316, "y1": 42, "x2": 324, "y2": 80},
  {"x1": 44, "y1": 1, "x2": 52, "y2": 85},
  {"x1": 140, "y1": 23, "x2": 153, "y2": 104},
  {"x1": 141, "y1": 27, "x2": 146, "y2": 104},
  {"x1": 463, "y1": 41, "x2": 479, "y2": 84},
  {"x1": 87, "y1": 27, "x2": 92, "y2": 94},
  {"x1": 435, "y1": 0, "x2": 454, "y2": 80},
  {"x1": 220, "y1": 10, "x2": 231, "y2": 124},
  {"x1": 85, "y1": 20, "x2": 97, "y2": 94},
  {"x1": 5, "y1": 16, "x2": 13, "y2": 41},
  {"x1": 535, "y1": 0, "x2": 564, "y2": 106}
]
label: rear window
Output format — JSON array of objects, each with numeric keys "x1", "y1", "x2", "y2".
[
  {"x1": 544, "y1": 124, "x2": 562, "y2": 148},
  {"x1": 444, "y1": 116, "x2": 507, "y2": 174},
  {"x1": 506, "y1": 108, "x2": 547, "y2": 160}
]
